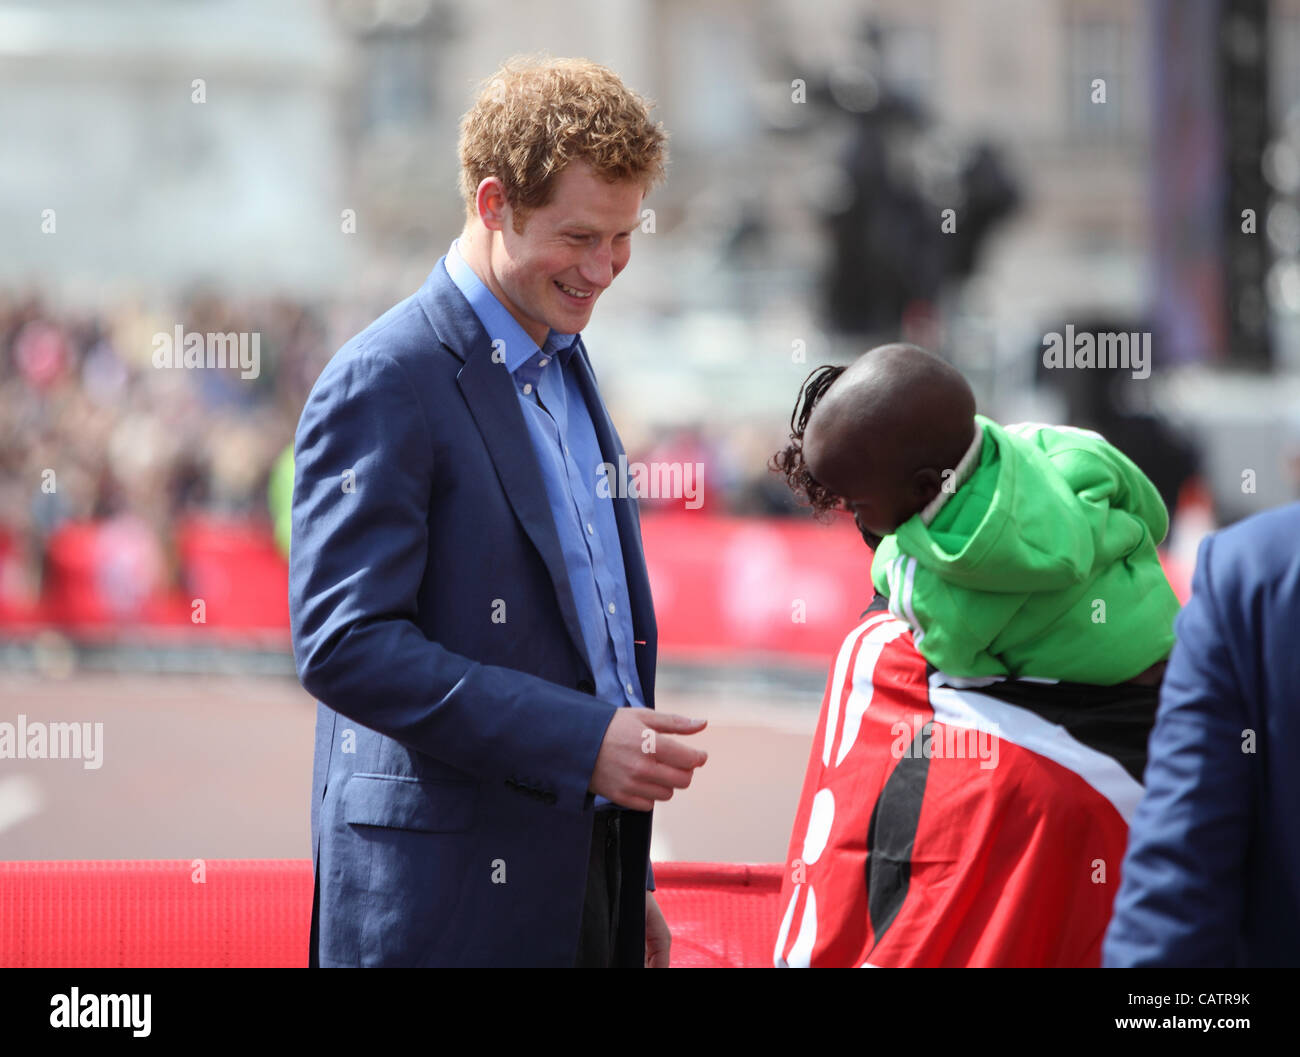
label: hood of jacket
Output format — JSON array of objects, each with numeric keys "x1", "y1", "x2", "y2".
[{"x1": 885, "y1": 415, "x2": 1168, "y2": 595}]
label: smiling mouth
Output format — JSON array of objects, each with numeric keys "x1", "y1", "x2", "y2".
[{"x1": 554, "y1": 280, "x2": 593, "y2": 301}]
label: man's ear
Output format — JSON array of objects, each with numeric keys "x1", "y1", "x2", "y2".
[
  {"x1": 912, "y1": 467, "x2": 943, "y2": 507},
  {"x1": 475, "y1": 177, "x2": 508, "y2": 232}
]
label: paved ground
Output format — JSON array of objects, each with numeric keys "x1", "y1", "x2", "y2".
[{"x1": 0, "y1": 667, "x2": 821, "y2": 866}]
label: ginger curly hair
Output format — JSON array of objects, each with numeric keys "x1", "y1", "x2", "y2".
[{"x1": 458, "y1": 55, "x2": 669, "y2": 232}]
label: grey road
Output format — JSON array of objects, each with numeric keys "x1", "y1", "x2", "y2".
[{"x1": 0, "y1": 667, "x2": 820, "y2": 866}]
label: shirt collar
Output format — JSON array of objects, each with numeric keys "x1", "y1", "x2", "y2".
[{"x1": 446, "y1": 238, "x2": 581, "y2": 371}]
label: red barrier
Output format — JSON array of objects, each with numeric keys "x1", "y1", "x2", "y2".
[
  {"x1": 0, "y1": 514, "x2": 1191, "y2": 660},
  {"x1": 0, "y1": 517, "x2": 290, "y2": 634},
  {"x1": 0, "y1": 514, "x2": 875, "y2": 658},
  {"x1": 0, "y1": 859, "x2": 783, "y2": 968},
  {"x1": 650, "y1": 862, "x2": 784, "y2": 968}
]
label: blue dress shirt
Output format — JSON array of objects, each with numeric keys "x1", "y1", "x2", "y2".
[{"x1": 445, "y1": 240, "x2": 646, "y2": 805}]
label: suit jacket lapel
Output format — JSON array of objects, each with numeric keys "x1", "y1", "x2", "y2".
[
  {"x1": 568, "y1": 339, "x2": 658, "y2": 657},
  {"x1": 420, "y1": 261, "x2": 593, "y2": 673}
]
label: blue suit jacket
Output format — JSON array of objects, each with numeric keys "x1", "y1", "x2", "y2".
[
  {"x1": 1104, "y1": 502, "x2": 1300, "y2": 966},
  {"x1": 290, "y1": 258, "x2": 659, "y2": 967}
]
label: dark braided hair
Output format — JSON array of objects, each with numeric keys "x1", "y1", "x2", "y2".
[{"x1": 770, "y1": 364, "x2": 846, "y2": 518}]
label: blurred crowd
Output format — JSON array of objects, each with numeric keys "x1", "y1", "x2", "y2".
[
  {"x1": 0, "y1": 291, "x2": 333, "y2": 599},
  {"x1": 0, "y1": 291, "x2": 804, "y2": 603}
]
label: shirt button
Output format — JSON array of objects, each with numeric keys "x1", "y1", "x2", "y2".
[
  {"x1": 607, "y1": 602, "x2": 616, "y2": 615},
  {"x1": 539, "y1": 357, "x2": 549, "y2": 367},
  {"x1": 586, "y1": 522, "x2": 594, "y2": 535},
  {"x1": 625, "y1": 682, "x2": 635, "y2": 696},
  {"x1": 522, "y1": 383, "x2": 533, "y2": 395}
]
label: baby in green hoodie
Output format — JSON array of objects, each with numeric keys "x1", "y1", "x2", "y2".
[{"x1": 786, "y1": 343, "x2": 1180, "y2": 685}]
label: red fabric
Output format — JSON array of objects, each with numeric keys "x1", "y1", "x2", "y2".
[
  {"x1": 0, "y1": 515, "x2": 1189, "y2": 660},
  {"x1": 0, "y1": 859, "x2": 782, "y2": 968},
  {"x1": 652, "y1": 863, "x2": 784, "y2": 968},
  {"x1": 0, "y1": 859, "x2": 312, "y2": 968},
  {"x1": 775, "y1": 614, "x2": 1133, "y2": 968}
]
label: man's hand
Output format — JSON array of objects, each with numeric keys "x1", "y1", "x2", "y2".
[
  {"x1": 589, "y1": 709, "x2": 708, "y2": 811},
  {"x1": 645, "y1": 890, "x2": 671, "y2": 968}
]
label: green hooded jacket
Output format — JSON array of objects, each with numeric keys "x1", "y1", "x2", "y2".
[{"x1": 871, "y1": 415, "x2": 1180, "y2": 684}]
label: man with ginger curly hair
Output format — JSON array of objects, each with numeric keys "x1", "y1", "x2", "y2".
[{"x1": 291, "y1": 56, "x2": 707, "y2": 967}]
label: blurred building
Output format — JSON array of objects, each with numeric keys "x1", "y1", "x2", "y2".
[
  {"x1": 0, "y1": 0, "x2": 350, "y2": 305},
  {"x1": 5, "y1": 0, "x2": 1300, "y2": 516}
]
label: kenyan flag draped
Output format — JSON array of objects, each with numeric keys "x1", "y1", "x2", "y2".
[{"x1": 774, "y1": 600, "x2": 1156, "y2": 967}]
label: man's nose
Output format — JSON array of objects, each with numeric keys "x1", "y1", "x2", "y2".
[{"x1": 579, "y1": 244, "x2": 616, "y2": 288}]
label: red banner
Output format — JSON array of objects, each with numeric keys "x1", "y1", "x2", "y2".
[{"x1": 0, "y1": 514, "x2": 1187, "y2": 660}]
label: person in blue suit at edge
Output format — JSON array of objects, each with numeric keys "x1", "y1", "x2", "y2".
[
  {"x1": 290, "y1": 55, "x2": 709, "y2": 967},
  {"x1": 1104, "y1": 501, "x2": 1300, "y2": 966}
]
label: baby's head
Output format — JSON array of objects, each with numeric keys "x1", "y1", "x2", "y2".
[{"x1": 777, "y1": 343, "x2": 977, "y2": 545}]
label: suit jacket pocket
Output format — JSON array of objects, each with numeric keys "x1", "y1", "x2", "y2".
[{"x1": 342, "y1": 772, "x2": 478, "y2": 832}]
